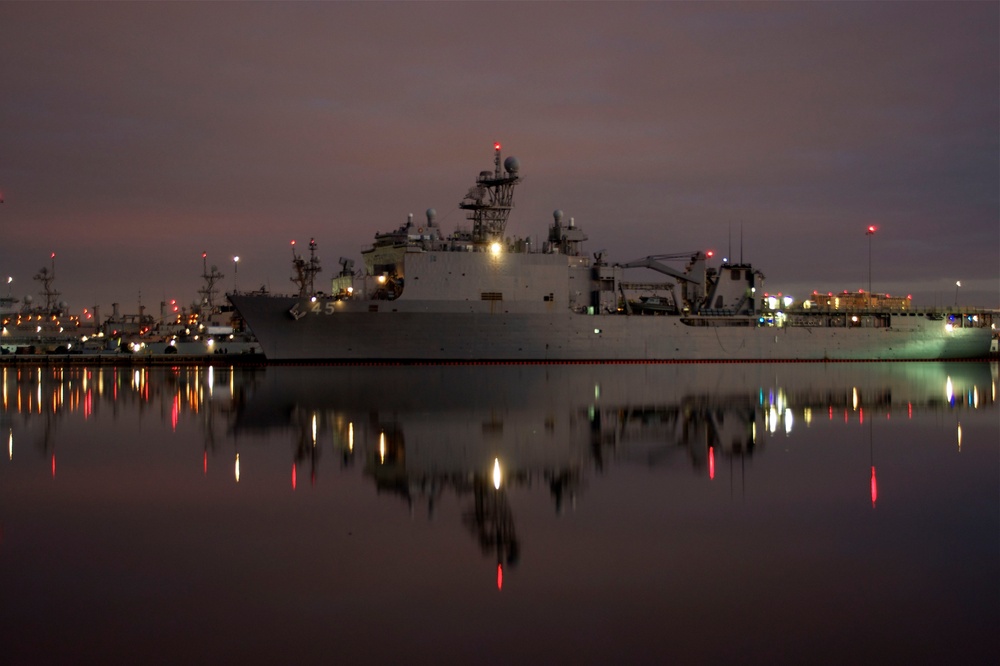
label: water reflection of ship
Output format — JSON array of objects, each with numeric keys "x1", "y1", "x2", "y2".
[{"x1": 232, "y1": 362, "x2": 997, "y2": 573}]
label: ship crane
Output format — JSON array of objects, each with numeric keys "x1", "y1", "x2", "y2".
[{"x1": 617, "y1": 252, "x2": 710, "y2": 313}]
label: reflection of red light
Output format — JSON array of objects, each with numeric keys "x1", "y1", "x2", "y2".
[
  {"x1": 708, "y1": 446, "x2": 715, "y2": 480},
  {"x1": 51, "y1": 454, "x2": 56, "y2": 478},
  {"x1": 870, "y1": 467, "x2": 877, "y2": 507},
  {"x1": 292, "y1": 463, "x2": 297, "y2": 490},
  {"x1": 497, "y1": 563, "x2": 503, "y2": 590},
  {"x1": 203, "y1": 451, "x2": 208, "y2": 475}
]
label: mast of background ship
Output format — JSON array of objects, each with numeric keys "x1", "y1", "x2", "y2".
[
  {"x1": 289, "y1": 239, "x2": 322, "y2": 298},
  {"x1": 459, "y1": 142, "x2": 521, "y2": 246},
  {"x1": 34, "y1": 253, "x2": 61, "y2": 312},
  {"x1": 198, "y1": 252, "x2": 224, "y2": 319}
]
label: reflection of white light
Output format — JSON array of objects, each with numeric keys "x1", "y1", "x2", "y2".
[
  {"x1": 768, "y1": 405, "x2": 778, "y2": 433},
  {"x1": 379, "y1": 432, "x2": 386, "y2": 464},
  {"x1": 490, "y1": 242, "x2": 502, "y2": 256},
  {"x1": 852, "y1": 387, "x2": 858, "y2": 411},
  {"x1": 493, "y1": 458, "x2": 502, "y2": 489},
  {"x1": 348, "y1": 422, "x2": 354, "y2": 452},
  {"x1": 311, "y1": 413, "x2": 317, "y2": 446},
  {"x1": 784, "y1": 408, "x2": 793, "y2": 434},
  {"x1": 8, "y1": 429, "x2": 12, "y2": 460},
  {"x1": 957, "y1": 423, "x2": 962, "y2": 451},
  {"x1": 235, "y1": 453, "x2": 240, "y2": 483},
  {"x1": 945, "y1": 377, "x2": 954, "y2": 403},
  {"x1": 752, "y1": 421, "x2": 757, "y2": 444}
]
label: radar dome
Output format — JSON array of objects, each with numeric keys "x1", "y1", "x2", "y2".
[
  {"x1": 426, "y1": 208, "x2": 437, "y2": 224},
  {"x1": 58, "y1": 301, "x2": 68, "y2": 310},
  {"x1": 553, "y1": 209, "x2": 564, "y2": 223},
  {"x1": 24, "y1": 295, "x2": 33, "y2": 304},
  {"x1": 504, "y1": 156, "x2": 520, "y2": 174}
]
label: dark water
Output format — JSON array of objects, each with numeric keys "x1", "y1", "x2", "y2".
[{"x1": 1, "y1": 362, "x2": 997, "y2": 664}]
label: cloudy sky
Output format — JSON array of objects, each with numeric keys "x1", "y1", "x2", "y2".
[{"x1": 2, "y1": 1, "x2": 997, "y2": 315}]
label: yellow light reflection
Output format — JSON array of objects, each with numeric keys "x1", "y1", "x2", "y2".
[
  {"x1": 803, "y1": 407, "x2": 813, "y2": 425},
  {"x1": 493, "y1": 458, "x2": 502, "y2": 490},
  {"x1": 852, "y1": 387, "x2": 858, "y2": 411},
  {"x1": 945, "y1": 377, "x2": 954, "y2": 403},
  {"x1": 349, "y1": 422, "x2": 354, "y2": 452},
  {"x1": 311, "y1": 413, "x2": 317, "y2": 447},
  {"x1": 235, "y1": 453, "x2": 241, "y2": 482},
  {"x1": 957, "y1": 423, "x2": 962, "y2": 451},
  {"x1": 8, "y1": 428, "x2": 12, "y2": 460},
  {"x1": 784, "y1": 408, "x2": 793, "y2": 434},
  {"x1": 379, "y1": 432, "x2": 386, "y2": 464}
]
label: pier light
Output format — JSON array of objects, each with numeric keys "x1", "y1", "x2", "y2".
[{"x1": 490, "y1": 242, "x2": 502, "y2": 256}]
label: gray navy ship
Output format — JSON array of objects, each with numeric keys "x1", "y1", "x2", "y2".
[{"x1": 230, "y1": 144, "x2": 994, "y2": 361}]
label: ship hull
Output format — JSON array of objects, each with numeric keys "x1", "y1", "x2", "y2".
[{"x1": 230, "y1": 294, "x2": 992, "y2": 362}]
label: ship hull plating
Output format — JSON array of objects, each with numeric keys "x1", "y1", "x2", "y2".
[{"x1": 230, "y1": 294, "x2": 991, "y2": 361}]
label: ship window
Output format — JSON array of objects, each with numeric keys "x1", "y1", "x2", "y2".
[
  {"x1": 368, "y1": 305, "x2": 378, "y2": 313},
  {"x1": 481, "y1": 292, "x2": 502, "y2": 301},
  {"x1": 731, "y1": 269, "x2": 741, "y2": 280}
]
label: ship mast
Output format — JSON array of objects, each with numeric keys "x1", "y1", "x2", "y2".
[
  {"x1": 198, "y1": 252, "x2": 225, "y2": 315},
  {"x1": 290, "y1": 238, "x2": 322, "y2": 297},
  {"x1": 34, "y1": 253, "x2": 61, "y2": 311},
  {"x1": 459, "y1": 142, "x2": 521, "y2": 245}
]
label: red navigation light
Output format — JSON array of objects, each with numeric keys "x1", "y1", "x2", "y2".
[
  {"x1": 290, "y1": 240, "x2": 296, "y2": 246},
  {"x1": 867, "y1": 225, "x2": 876, "y2": 235},
  {"x1": 706, "y1": 251, "x2": 714, "y2": 258},
  {"x1": 51, "y1": 252, "x2": 55, "y2": 259},
  {"x1": 907, "y1": 294, "x2": 912, "y2": 300},
  {"x1": 202, "y1": 252, "x2": 207, "y2": 258},
  {"x1": 494, "y1": 142, "x2": 501, "y2": 151}
]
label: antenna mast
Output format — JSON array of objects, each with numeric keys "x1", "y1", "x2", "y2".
[
  {"x1": 198, "y1": 252, "x2": 224, "y2": 314},
  {"x1": 459, "y1": 142, "x2": 522, "y2": 245},
  {"x1": 290, "y1": 239, "x2": 322, "y2": 297},
  {"x1": 34, "y1": 253, "x2": 61, "y2": 311}
]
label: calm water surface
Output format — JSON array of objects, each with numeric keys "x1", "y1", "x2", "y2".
[{"x1": 1, "y1": 362, "x2": 997, "y2": 664}]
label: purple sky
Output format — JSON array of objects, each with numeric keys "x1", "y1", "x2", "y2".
[{"x1": 2, "y1": 1, "x2": 997, "y2": 315}]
